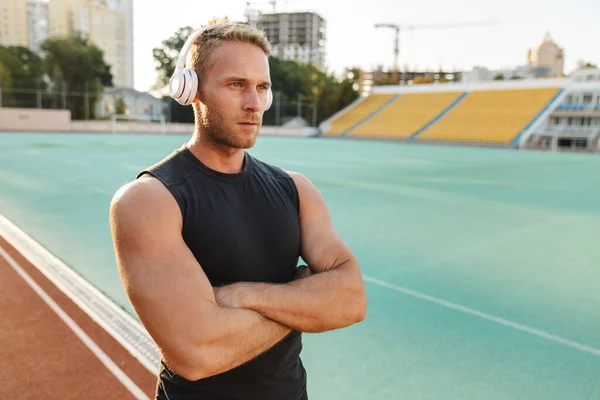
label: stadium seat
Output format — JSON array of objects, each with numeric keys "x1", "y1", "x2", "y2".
[
  {"x1": 323, "y1": 94, "x2": 396, "y2": 136},
  {"x1": 415, "y1": 88, "x2": 562, "y2": 144}
]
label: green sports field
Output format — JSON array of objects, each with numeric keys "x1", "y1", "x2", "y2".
[{"x1": 1, "y1": 132, "x2": 599, "y2": 399}]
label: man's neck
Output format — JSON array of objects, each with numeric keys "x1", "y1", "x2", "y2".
[{"x1": 186, "y1": 132, "x2": 245, "y2": 174}]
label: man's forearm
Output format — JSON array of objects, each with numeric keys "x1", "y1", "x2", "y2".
[
  {"x1": 239, "y1": 262, "x2": 366, "y2": 333},
  {"x1": 177, "y1": 304, "x2": 291, "y2": 380}
]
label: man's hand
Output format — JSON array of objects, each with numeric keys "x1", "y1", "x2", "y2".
[
  {"x1": 213, "y1": 283, "x2": 247, "y2": 308},
  {"x1": 215, "y1": 266, "x2": 312, "y2": 308},
  {"x1": 294, "y1": 265, "x2": 313, "y2": 280}
]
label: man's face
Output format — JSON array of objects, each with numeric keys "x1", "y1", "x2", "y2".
[{"x1": 196, "y1": 42, "x2": 271, "y2": 150}]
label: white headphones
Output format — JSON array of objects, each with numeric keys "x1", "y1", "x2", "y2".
[{"x1": 169, "y1": 25, "x2": 273, "y2": 111}]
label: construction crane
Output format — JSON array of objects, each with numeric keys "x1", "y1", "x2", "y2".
[{"x1": 374, "y1": 20, "x2": 501, "y2": 82}]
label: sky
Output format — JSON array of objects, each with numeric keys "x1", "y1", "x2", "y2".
[{"x1": 132, "y1": 0, "x2": 600, "y2": 92}]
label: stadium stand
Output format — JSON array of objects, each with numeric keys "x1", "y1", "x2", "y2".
[
  {"x1": 319, "y1": 72, "x2": 600, "y2": 151},
  {"x1": 320, "y1": 78, "x2": 574, "y2": 147},
  {"x1": 323, "y1": 94, "x2": 397, "y2": 136},
  {"x1": 415, "y1": 87, "x2": 562, "y2": 143},
  {"x1": 348, "y1": 92, "x2": 465, "y2": 138}
]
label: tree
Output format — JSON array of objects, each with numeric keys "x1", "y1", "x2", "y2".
[
  {"x1": 373, "y1": 76, "x2": 398, "y2": 86},
  {"x1": 115, "y1": 96, "x2": 127, "y2": 115},
  {"x1": 0, "y1": 46, "x2": 44, "y2": 107},
  {"x1": 0, "y1": 63, "x2": 12, "y2": 103},
  {"x1": 152, "y1": 26, "x2": 194, "y2": 90},
  {"x1": 41, "y1": 33, "x2": 113, "y2": 119},
  {"x1": 413, "y1": 76, "x2": 434, "y2": 85},
  {"x1": 267, "y1": 60, "x2": 358, "y2": 125},
  {"x1": 308, "y1": 66, "x2": 340, "y2": 125},
  {"x1": 576, "y1": 60, "x2": 597, "y2": 70},
  {"x1": 493, "y1": 73, "x2": 504, "y2": 80},
  {"x1": 0, "y1": 52, "x2": 16, "y2": 106},
  {"x1": 268, "y1": 57, "x2": 312, "y2": 102},
  {"x1": 0, "y1": 46, "x2": 43, "y2": 85},
  {"x1": 333, "y1": 68, "x2": 361, "y2": 112},
  {"x1": 9, "y1": 46, "x2": 44, "y2": 81}
]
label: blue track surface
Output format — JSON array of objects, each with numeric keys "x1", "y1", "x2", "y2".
[{"x1": 1, "y1": 133, "x2": 599, "y2": 399}]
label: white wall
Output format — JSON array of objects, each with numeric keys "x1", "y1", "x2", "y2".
[
  {"x1": 70, "y1": 121, "x2": 317, "y2": 137},
  {"x1": 0, "y1": 108, "x2": 71, "y2": 131}
]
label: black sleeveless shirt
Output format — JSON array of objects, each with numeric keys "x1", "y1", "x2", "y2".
[{"x1": 137, "y1": 144, "x2": 307, "y2": 400}]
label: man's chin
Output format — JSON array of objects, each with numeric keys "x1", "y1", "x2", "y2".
[
  {"x1": 234, "y1": 128, "x2": 260, "y2": 148},
  {"x1": 220, "y1": 136, "x2": 257, "y2": 150},
  {"x1": 239, "y1": 136, "x2": 258, "y2": 149}
]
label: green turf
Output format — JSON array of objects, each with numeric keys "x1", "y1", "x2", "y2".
[{"x1": 1, "y1": 132, "x2": 599, "y2": 399}]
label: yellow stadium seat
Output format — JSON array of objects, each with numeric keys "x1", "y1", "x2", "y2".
[
  {"x1": 323, "y1": 94, "x2": 397, "y2": 136},
  {"x1": 349, "y1": 92, "x2": 465, "y2": 138},
  {"x1": 416, "y1": 88, "x2": 561, "y2": 144}
]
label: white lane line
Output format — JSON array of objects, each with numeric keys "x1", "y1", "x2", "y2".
[
  {"x1": 0, "y1": 246, "x2": 151, "y2": 400},
  {"x1": 0, "y1": 213, "x2": 160, "y2": 375},
  {"x1": 363, "y1": 274, "x2": 600, "y2": 357}
]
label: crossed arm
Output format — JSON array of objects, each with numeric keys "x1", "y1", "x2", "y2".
[
  {"x1": 214, "y1": 172, "x2": 367, "y2": 333},
  {"x1": 109, "y1": 172, "x2": 366, "y2": 382}
]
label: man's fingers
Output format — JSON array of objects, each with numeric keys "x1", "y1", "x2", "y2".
[{"x1": 294, "y1": 265, "x2": 312, "y2": 280}]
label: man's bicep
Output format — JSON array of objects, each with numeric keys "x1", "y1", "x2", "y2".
[
  {"x1": 109, "y1": 178, "x2": 216, "y2": 368},
  {"x1": 289, "y1": 172, "x2": 355, "y2": 273},
  {"x1": 110, "y1": 178, "x2": 215, "y2": 301}
]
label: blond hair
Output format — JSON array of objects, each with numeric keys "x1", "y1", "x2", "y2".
[{"x1": 187, "y1": 17, "x2": 271, "y2": 88}]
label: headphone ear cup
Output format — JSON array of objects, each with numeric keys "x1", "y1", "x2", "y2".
[
  {"x1": 173, "y1": 68, "x2": 198, "y2": 106},
  {"x1": 183, "y1": 68, "x2": 198, "y2": 106},
  {"x1": 169, "y1": 68, "x2": 185, "y2": 100},
  {"x1": 266, "y1": 88, "x2": 273, "y2": 111}
]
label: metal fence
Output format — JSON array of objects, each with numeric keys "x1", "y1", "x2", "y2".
[
  {"x1": 0, "y1": 84, "x2": 319, "y2": 126},
  {"x1": 263, "y1": 94, "x2": 317, "y2": 126},
  {"x1": 0, "y1": 85, "x2": 102, "y2": 120}
]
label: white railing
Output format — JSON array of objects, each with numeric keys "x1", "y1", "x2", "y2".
[
  {"x1": 543, "y1": 125, "x2": 600, "y2": 137},
  {"x1": 111, "y1": 114, "x2": 167, "y2": 135}
]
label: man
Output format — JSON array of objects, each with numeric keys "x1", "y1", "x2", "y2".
[{"x1": 109, "y1": 18, "x2": 366, "y2": 400}]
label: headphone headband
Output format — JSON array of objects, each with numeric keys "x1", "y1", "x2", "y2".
[{"x1": 175, "y1": 25, "x2": 220, "y2": 70}]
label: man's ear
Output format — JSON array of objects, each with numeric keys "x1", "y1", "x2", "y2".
[
  {"x1": 193, "y1": 83, "x2": 204, "y2": 104},
  {"x1": 193, "y1": 70, "x2": 202, "y2": 104}
]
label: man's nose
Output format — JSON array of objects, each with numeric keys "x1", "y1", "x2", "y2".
[{"x1": 243, "y1": 89, "x2": 261, "y2": 112}]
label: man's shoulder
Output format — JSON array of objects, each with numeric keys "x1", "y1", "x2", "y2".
[
  {"x1": 278, "y1": 169, "x2": 314, "y2": 193},
  {"x1": 109, "y1": 175, "x2": 183, "y2": 250},
  {"x1": 110, "y1": 175, "x2": 180, "y2": 223},
  {"x1": 278, "y1": 171, "x2": 324, "y2": 212}
]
